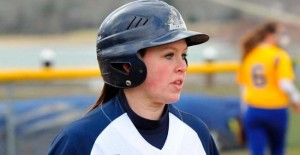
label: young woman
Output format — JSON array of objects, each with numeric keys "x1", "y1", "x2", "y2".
[
  {"x1": 47, "y1": 0, "x2": 219, "y2": 154},
  {"x1": 236, "y1": 21, "x2": 300, "y2": 155}
]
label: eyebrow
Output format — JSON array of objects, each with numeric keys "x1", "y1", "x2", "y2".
[{"x1": 162, "y1": 46, "x2": 188, "y2": 53}]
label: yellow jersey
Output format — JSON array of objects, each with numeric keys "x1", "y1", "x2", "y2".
[{"x1": 236, "y1": 44, "x2": 294, "y2": 109}]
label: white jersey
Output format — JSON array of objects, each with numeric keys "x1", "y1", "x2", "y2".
[
  {"x1": 47, "y1": 92, "x2": 219, "y2": 155},
  {"x1": 91, "y1": 113, "x2": 206, "y2": 155}
]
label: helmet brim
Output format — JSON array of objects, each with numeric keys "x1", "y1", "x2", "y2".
[{"x1": 150, "y1": 30, "x2": 209, "y2": 47}]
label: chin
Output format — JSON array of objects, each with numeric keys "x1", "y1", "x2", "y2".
[{"x1": 165, "y1": 94, "x2": 181, "y2": 104}]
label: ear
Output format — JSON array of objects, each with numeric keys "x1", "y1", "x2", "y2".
[{"x1": 123, "y1": 63, "x2": 131, "y2": 73}]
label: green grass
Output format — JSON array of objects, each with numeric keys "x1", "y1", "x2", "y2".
[{"x1": 287, "y1": 109, "x2": 300, "y2": 149}]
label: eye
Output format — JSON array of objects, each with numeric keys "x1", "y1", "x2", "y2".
[
  {"x1": 182, "y1": 53, "x2": 187, "y2": 60},
  {"x1": 164, "y1": 53, "x2": 174, "y2": 59}
]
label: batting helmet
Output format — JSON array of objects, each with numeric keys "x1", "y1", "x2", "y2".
[{"x1": 96, "y1": 0, "x2": 209, "y2": 88}]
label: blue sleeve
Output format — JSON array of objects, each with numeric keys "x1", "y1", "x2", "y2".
[
  {"x1": 47, "y1": 130, "x2": 79, "y2": 155},
  {"x1": 47, "y1": 119, "x2": 99, "y2": 155},
  {"x1": 47, "y1": 101, "x2": 121, "y2": 155}
]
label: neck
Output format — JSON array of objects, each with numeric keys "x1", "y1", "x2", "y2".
[
  {"x1": 123, "y1": 88, "x2": 165, "y2": 120},
  {"x1": 261, "y1": 35, "x2": 277, "y2": 46}
]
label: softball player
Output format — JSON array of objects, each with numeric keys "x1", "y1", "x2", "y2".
[
  {"x1": 47, "y1": 0, "x2": 219, "y2": 154},
  {"x1": 237, "y1": 21, "x2": 300, "y2": 155}
]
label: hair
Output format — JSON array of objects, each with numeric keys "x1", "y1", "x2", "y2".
[
  {"x1": 240, "y1": 21, "x2": 279, "y2": 61},
  {"x1": 87, "y1": 49, "x2": 147, "y2": 113},
  {"x1": 86, "y1": 83, "x2": 120, "y2": 113}
]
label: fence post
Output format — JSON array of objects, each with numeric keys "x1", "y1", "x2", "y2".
[
  {"x1": 5, "y1": 83, "x2": 16, "y2": 155},
  {"x1": 40, "y1": 48, "x2": 55, "y2": 68},
  {"x1": 202, "y1": 47, "x2": 217, "y2": 88}
]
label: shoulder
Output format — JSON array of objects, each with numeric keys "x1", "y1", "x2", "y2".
[
  {"x1": 277, "y1": 49, "x2": 291, "y2": 60},
  {"x1": 62, "y1": 98, "x2": 123, "y2": 138},
  {"x1": 169, "y1": 105, "x2": 220, "y2": 155},
  {"x1": 266, "y1": 45, "x2": 291, "y2": 59},
  {"x1": 170, "y1": 105, "x2": 210, "y2": 137},
  {"x1": 47, "y1": 115, "x2": 102, "y2": 154},
  {"x1": 48, "y1": 97, "x2": 124, "y2": 155},
  {"x1": 272, "y1": 47, "x2": 293, "y2": 68},
  {"x1": 252, "y1": 44, "x2": 279, "y2": 55}
]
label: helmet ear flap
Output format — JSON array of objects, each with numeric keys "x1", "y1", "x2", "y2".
[{"x1": 99, "y1": 55, "x2": 147, "y2": 88}]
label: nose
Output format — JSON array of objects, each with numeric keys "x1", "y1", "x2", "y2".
[{"x1": 175, "y1": 57, "x2": 187, "y2": 73}]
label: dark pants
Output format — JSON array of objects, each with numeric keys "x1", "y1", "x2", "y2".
[{"x1": 243, "y1": 106, "x2": 288, "y2": 155}]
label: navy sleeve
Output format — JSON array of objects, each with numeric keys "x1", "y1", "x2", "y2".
[
  {"x1": 47, "y1": 116, "x2": 105, "y2": 155},
  {"x1": 47, "y1": 130, "x2": 79, "y2": 155},
  {"x1": 47, "y1": 121, "x2": 101, "y2": 155},
  {"x1": 47, "y1": 102, "x2": 119, "y2": 155}
]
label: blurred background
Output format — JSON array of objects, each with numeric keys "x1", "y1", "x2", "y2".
[{"x1": 0, "y1": 0, "x2": 299, "y2": 155}]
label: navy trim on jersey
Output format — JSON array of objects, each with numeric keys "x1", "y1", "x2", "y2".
[{"x1": 47, "y1": 92, "x2": 219, "y2": 155}]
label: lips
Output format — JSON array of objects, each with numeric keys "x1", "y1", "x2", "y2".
[
  {"x1": 173, "y1": 80, "x2": 182, "y2": 85},
  {"x1": 171, "y1": 79, "x2": 184, "y2": 90}
]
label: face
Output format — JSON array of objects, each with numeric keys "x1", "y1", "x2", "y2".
[
  {"x1": 137, "y1": 39, "x2": 188, "y2": 105},
  {"x1": 266, "y1": 24, "x2": 290, "y2": 47},
  {"x1": 275, "y1": 25, "x2": 290, "y2": 47}
]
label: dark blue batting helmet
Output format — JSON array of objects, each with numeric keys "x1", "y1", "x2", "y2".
[{"x1": 96, "y1": 0, "x2": 209, "y2": 88}]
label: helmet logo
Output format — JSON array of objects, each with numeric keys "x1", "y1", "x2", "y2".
[{"x1": 168, "y1": 7, "x2": 187, "y2": 31}]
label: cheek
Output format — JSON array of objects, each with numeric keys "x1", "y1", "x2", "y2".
[{"x1": 145, "y1": 66, "x2": 170, "y2": 88}]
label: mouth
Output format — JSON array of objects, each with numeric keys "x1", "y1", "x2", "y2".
[
  {"x1": 171, "y1": 79, "x2": 184, "y2": 90},
  {"x1": 173, "y1": 80, "x2": 183, "y2": 85}
]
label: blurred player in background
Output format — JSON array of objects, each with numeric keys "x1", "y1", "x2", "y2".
[{"x1": 236, "y1": 21, "x2": 300, "y2": 155}]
